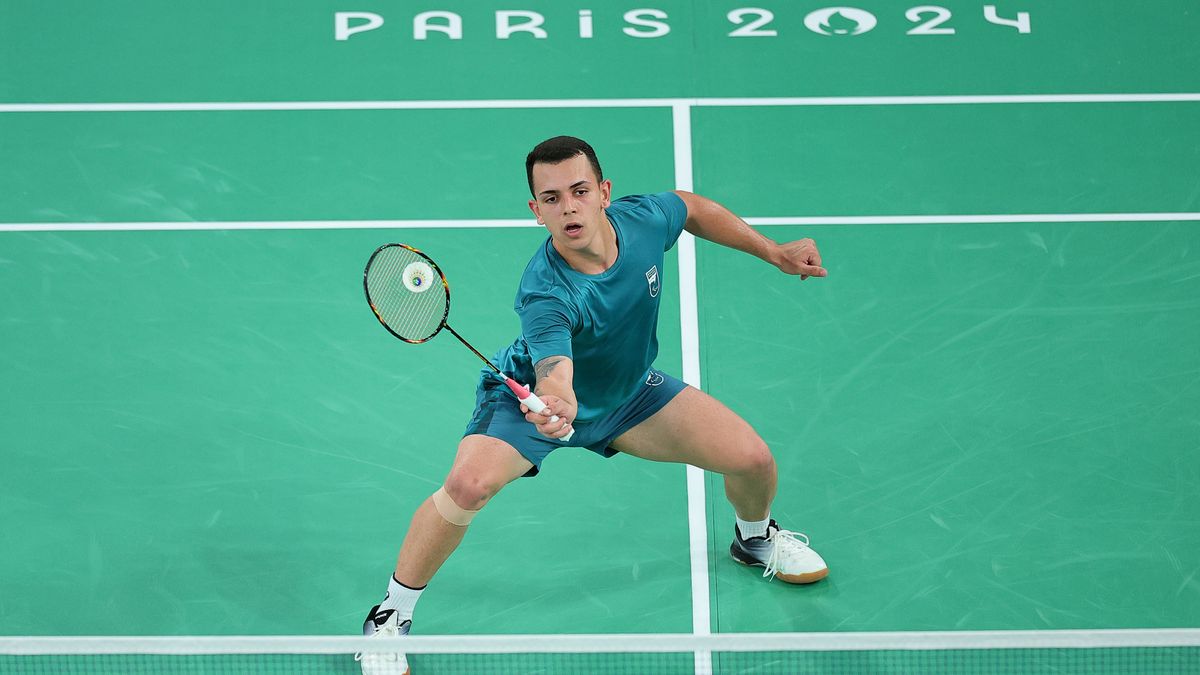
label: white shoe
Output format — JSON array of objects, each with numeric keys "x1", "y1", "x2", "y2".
[
  {"x1": 730, "y1": 519, "x2": 829, "y2": 584},
  {"x1": 356, "y1": 605, "x2": 411, "y2": 675}
]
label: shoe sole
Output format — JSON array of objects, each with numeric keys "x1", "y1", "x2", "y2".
[{"x1": 730, "y1": 547, "x2": 829, "y2": 584}]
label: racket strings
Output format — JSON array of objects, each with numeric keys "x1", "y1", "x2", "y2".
[{"x1": 366, "y1": 246, "x2": 447, "y2": 342}]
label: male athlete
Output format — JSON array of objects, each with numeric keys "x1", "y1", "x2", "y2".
[{"x1": 358, "y1": 136, "x2": 828, "y2": 674}]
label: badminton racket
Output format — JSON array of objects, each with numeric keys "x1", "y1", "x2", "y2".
[{"x1": 363, "y1": 243, "x2": 573, "y2": 442}]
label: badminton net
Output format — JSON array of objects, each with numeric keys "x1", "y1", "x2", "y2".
[{"x1": 2, "y1": 629, "x2": 1199, "y2": 674}]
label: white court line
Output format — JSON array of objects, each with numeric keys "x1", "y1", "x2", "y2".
[
  {"x1": 2, "y1": 93, "x2": 1200, "y2": 113},
  {"x1": 4, "y1": 213, "x2": 1200, "y2": 232},
  {"x1": 0, "y1": 219, "x2": 537, "y2": 232},
  {"x1": 3, "y1": 629, "x2": 1199, "y2": 654},
  {"x1": 748, "y1": 213, "x2": 1200, "y2": 225},
  {"x1": 672, "y1": 103, "x2": 713, "y2": 675}
]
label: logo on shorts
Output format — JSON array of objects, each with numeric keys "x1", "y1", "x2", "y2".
[
  {"x1": 645, "y1": 371, "x2": 664, "y2": 386},
  {"x1": 645, "y1": 265, "x2": 660, "y2": 298}
]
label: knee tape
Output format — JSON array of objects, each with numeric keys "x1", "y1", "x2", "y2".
[{"x1": 432, "y1": 486, "x2": 479, "y2": 526}]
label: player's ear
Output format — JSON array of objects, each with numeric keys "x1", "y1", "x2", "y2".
[
  {"x1": 599, "y1": 179, "x2": 612, "y2": 208},
  {"x1": 528, "y1": 198, "x2": 544, "y2": 225}
]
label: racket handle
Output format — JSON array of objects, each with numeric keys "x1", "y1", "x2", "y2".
[{"x1": 504, "y1": 378, "x2": 575, "y2": 443}]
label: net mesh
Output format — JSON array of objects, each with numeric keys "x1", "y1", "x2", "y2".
[
  {"x1": 364, "y1": 244, "x2": 448, "y2": 342},
  {"x1": 3, "y1": 632, "x2": 1198, "y2": 675},
  {"x1": 4, "y1": 648, "x2": 1200, "y2": 674}
]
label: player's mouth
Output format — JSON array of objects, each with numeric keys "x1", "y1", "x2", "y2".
[{"x1": 563, "y1": 222, "x2": 584, "y2": 237}]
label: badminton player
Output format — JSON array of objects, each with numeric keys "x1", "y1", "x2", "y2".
[{"x1": 359, "y1": 136, "x2": 829, "y2": 674}]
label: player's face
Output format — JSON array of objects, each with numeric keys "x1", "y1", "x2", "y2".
[{"x1": 527, "y1": 154, "x2": 612, "y2": 249}]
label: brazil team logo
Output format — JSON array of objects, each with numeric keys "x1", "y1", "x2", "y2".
[{"x1": 645, "y1": 265, "x2": 660, "y2": 298}]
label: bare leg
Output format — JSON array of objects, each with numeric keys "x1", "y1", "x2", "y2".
[
  {"x1": 393, "y1": 434, "x2": 533, "y2": 587},
  {"x1": 612, "y1": 386, "x2": 827, "y2": 584},
  {"x1": 611, "y1": 386, "x2": 777, "y2": 521}
]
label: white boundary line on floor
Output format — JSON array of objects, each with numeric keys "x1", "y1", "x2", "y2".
[
  {"x1": 3, "y1": 93, "x2": 1200, "y2": 113},
  {"x1": 672, "y1": 103, "x2": 713, "y2": 675},
  {"x1": 0, "y1": 220, "x2": 535, "y2": 232},
  {"x1": 4, "y1": 213, "x2": 1199, "y2": 233}
]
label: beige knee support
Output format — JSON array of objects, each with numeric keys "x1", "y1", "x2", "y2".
[{"x1": 432, "y1": 486, "x2": 479, "y2": 526}]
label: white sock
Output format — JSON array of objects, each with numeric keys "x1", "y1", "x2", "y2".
[
  {"x1": 379, "y1": 575, "x2": 424, "y2": 622},
  {"x1": 736, "y1": 515, "x2": 770, "y2": 540}
]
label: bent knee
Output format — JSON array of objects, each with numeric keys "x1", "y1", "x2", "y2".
[
  {"x1": 734, "y1": 438, "x2": 775, "y2": 477},
  {"x1": 443, "y1": 471, "x2": 504, "y2": 511}
]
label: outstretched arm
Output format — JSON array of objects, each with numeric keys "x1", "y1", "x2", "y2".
[
  {"x1": 673, "y1": 190, "x2": 827, "y2": 280},
  {"x1": 521, "y1": 355, "x2": 576, "y2": 439}
]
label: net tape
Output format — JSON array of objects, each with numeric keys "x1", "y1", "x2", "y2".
[
  {"x1": 3, "y1": 631, "x2": 1198, "y2": 675},
  {"x1": 4, "y1": 629, "x2": 1200, "y2": 654}
]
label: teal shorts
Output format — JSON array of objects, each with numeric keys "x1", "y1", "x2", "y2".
[{"x1": 463, "y1": 369, "x2": 688, "y2": 476}]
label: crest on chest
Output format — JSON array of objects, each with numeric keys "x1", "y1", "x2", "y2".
[{"x1": 645, "y1": 265, "x2": 660, "y2": 298}]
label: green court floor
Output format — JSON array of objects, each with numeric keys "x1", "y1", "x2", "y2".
[{"x1": 1, "y1": 0, "x2": 1198, "y2": 656}]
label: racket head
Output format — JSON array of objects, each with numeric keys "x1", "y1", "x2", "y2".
[{"x1": 363, "y1": 243, "x2": 450, "y2": 343}]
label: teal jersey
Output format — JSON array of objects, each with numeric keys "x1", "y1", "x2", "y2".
[{"x1": 492, "y1": 192, "x2": 688, "y2": 421}]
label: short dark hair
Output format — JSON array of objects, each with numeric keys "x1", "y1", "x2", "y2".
[{"x1": 525, "y1": 136, "x2": 604, "y2": 196}]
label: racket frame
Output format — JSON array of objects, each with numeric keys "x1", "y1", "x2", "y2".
[
  {"x1": 363, "y1": 243, "x2": 450, "y2": 345},
  {"x1": 363, "y1": 242, "x2": 573, "y2": 441}
]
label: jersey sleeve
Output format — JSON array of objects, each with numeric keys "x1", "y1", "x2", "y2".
[
  {"x1": 517, "y1": 292, "x2": 575, "y2": 363},
  {"x1": 646, "y1": 191, "x2": 689, "y2": 251}
]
